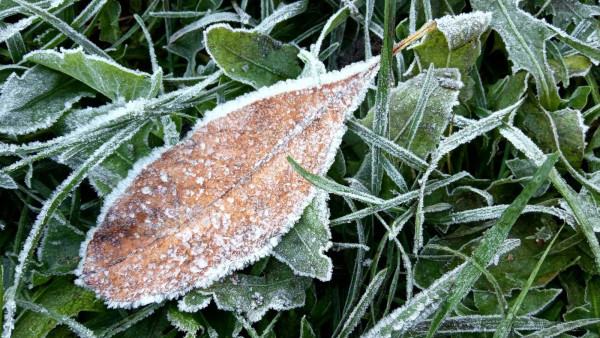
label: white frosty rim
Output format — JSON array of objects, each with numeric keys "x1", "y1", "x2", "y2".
[{"x1": 74, "y1": 53, "x2": 380, "y2": 309}]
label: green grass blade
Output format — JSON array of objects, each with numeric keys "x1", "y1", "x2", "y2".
[
  {"x1": 494, "y1": 225, "x2": 564, "y2": 337},
  {"x1": 425, "y1": 152, "x2": 559, "y2": 338},
  {"x1": 337, "y1": 269, "x2": 387, "y2": 337}
]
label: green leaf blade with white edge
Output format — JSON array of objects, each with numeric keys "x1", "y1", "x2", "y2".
[
  {"x1": 412, "y1": 12, "x2": 491, "y2": 84},
  {"x1": 205, "y1": 24, "x2": 302, "y2": 89},
  {"x1": 426, "y1": 153, "x2": 559, "y2": 337},
  {"x1": 470, "y1": 0, "x2": 560, "y2": 110},
  {"x1": 0, "y1": 66, "x2": 94, "y2": 135},
  {"x1": 194, "y1": 261, "x2": 311, "y2": 323},
  {"x1": 338, "y1": 268, "x2": 387, "y2": 337},
  {"x1": 362, "y1": 68, "x2": 462, "y2": 159},
  {"x1": 25, "y1": 48, "x2": 156, "y2": 101},
  {"x1": 272, "y1": 192, "x2": 333, "y2": 281}
]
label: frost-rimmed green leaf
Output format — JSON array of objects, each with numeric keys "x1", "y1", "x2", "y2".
[
  {"x1": 204, "y1": 24, "x2": 302, "y2": 88},
  {"x1": 0, "y1": 171, "x2": 17, "y2": 189},
  {"x1": 36, "y1": 215, "x2": 84, "y2": 276},
  {"x1": 12, "y1": 277, "x2": 104, "y2": 337},
  {"x1": 177, "y1": 261, "x2": 310, "y2": 322},
  {"x1": 272, "y1": 191, "x2": 333, "y2": 281},
  {"x1": 361, "y1": 68, "x2": 462, "y2": 159},
  {"x1": 412, "y1": 12, "x2": 491, "y2": 82},
  {"x1": 0, "y1": 66, "x2": 94, "y2": 135},
  {"x1": 471, "y1": 0, "x2": 559, "y2": 110},
  {"x1": 25, "y1": 48, "x2": 157, "y2": 101},
  {"x1": 408, "y1": 315, "x2": 554, "y2": 334}
]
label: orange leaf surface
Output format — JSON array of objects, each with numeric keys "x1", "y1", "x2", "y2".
[{"x1": 76, "y1": 58, "x2": 380, "y2": 307}]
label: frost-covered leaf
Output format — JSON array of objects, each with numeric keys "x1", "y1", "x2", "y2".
[
  {"x1": 98, "y1": 0, "x2": 121, "y2": 44},
  {"x1": 300, "y1": 316, "x2": 316, "y2": 338},
  {"x1": 361, "y1": 68, "x2": 462, "y2": 159},
  {"x1": 564, "y1": 276, "x2": 600, "y2": 331},
  {"x1": 169, "y1": 12, "x2": 242, "y2": 44},
  {"x1": 205, "y1": 24, "x2": 302, "y2": 88},
  {"x1": 486, "y1": 72, "x2": 528, "y2": 111},
  {"x1": 13, "y1": 277, "x2": 104, "y2": 337},
  {"x1": 412, "y1": 12, "x2": 491, "y2": 82},
  {"x1": 0, "y1": 66, "x2": 94, "y2": 135},
  {"x1": 167, "y1": 306, "x2": 205, "y2": 337},
  {"x1": 516, "y1": 95, "x2": 586, "y2": 169},
  {"x1": 26, "y1": 48, "x2": 156, "y2": 101},
  {"x1": 188, "y1": 261, "x2": 310, "y2": 323},
  {"x1": 272, "y1": 192, "x2": 332, "y2": 281},
  {"x1": 471, "y1": 0, "x2": 561, "y2": 110},
  {"x1": 37, "y1": 216, "x2": 84, "y2": 276},
  {"x1": 578, "y1": 186, "x2": 600, "y2": 232},
  {"x1": 550, "y1": 0, "x2": 600, "y2": 29},
  {"x1": 474, "y1": 289, "x2": 562, "y2": 316},
  {"x1": 77, "y1": 57, "x2": 380, "y2": 307}
]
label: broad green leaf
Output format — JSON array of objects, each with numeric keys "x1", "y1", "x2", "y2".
[
  {"x1": 471, "y1": 0, "x2": 560, "y2": 110},
  {"x1": 13, "y1": 277, "x2": 104, "y2": 337},
  {"x1": 516, "y1": 95, "x2": 586, "y2": 169},
  {"x1": 426, "y1": 153, "x2": 559, "y2": 337},
  {"x1": 550, "y1": 0, "x2": 600, "y2": 29},
  {"x1": 0, "y1": 66, "x2": 94, "y2": 135},
  {"x1": 361, "y1": 68, "x2": 462, "y2": 159},
  {"x1": 205, "y1": 24, "x2": 302, "y2": 88},
  {"x1": 548, "y1": 54, "x2": 593, "y2": 84},
  {"x1": 300, "y1": 316, "x2": 316, "y2": 338},
  {"x1": 167, "y1": 306, "x2": 205, "y2": 337},
  {"x1": 474, "y1": 289, "x2": 562, "y2": 316},
  {"x1": 578, "y1": 186, "x2": 600, "y2": 232},
  {"x1": 486, "y1": 71, "x2": 528, "y2": 111},
  {"x1": 165, "y1": 29, "x2": 205, "y2": 76},
  {"x1": 563, "y1": 86, "x2": 591, "y2": 110},
  {"x1": 564, "y1": 276, "x2": 600, "y2": 333},
  {"x1": 184, "y1": 261, "x2": 310, "y2": 322},
  {"x1": 272, "y1": 192, "x2": 332, "y2": 281},
  {"x1": 98, "y1": 0, "x2": 122, "y2": 44},
  {"x1": 26, "y1": 48, "x2": 156, "y2": 101},
  {"x1": 506, "y1": 158, "x2": 551, "y2": 196},
  {"x1": 412, "y1": 12, "x2": 491, "y2": 84},
  {"x1": 37, "y1": 216, "x2": 84, "y2": 276}
]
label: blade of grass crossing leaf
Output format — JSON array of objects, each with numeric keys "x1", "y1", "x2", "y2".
[
  {"x1": 337, "y1": 269, "x2": 387, "y2": 338},
  {"x1": 287, "y1": 157, "x2": 384, "y2": 204},
  {"x1": 426, "y1": 244, "x2": 508, "y2": 314},
  {"x1": 425, "y1": 153, "x2": 559, "y2": 338},
  {"x1": 403, "y1": 64, "x2": 436, "y2": 152},
  {"x1": 133, "y1": 14, "x2": 160, "y2": 74},
  {"x1": 494, "y1": 226, "x2": 564, "y2": 338},
  {"x1": 13, "y1": 0, "x2": 110, "y2": 58},
  {"x1": 347, "y1": 120, "x2": 428, "y2": 171},
  {"x1": 371, "y1": 0, "x2": 395, "y2": 195},
  {"x1": 1, "y1": 122, "x2": 146, "y2": 338},
  {"x1": 15, "y1": 300, "x2": 95, "y2": 337},
  {"x1": 499, "y1": 124, "x2": 600, "y2": 274}
]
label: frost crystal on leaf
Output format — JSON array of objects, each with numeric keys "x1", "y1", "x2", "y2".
[{"x1": 77, "y1": 57, "x2": 379, "y2": 307}]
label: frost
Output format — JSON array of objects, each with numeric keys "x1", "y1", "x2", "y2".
[
  {"x1": 432, "y1": 204, "x2": 575, "y2": 227},
  {"x1": 0, "y1": 66, "x2": 94, "y2": 135},
  {"x1": 255, "y1": 0, "x2": 308, "y2": 34},
  {"x1": 169, "y1": 12, "x2": 242, "y2": 43}
]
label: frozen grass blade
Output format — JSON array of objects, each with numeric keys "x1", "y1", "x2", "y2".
[
  {"x1": 16, "y1": 299, "x2": 95, "y2": 337},
  {"x1": 425, "y1": 152, "x2": 559, "y2": 338},
  {"x1": 494, "y1": 226, "x2": 564, "y2": 337},
  {"x1": 370, "y1": 0, "x2": 396, "y2": 195},
  {"x1": 337, "y1": 269, "x2": 387, "y2": 338},
  {"x1": 522, "y1": 318, "x2": 600, "y2": 338},
  {"x1": 13, "y1": 0, "x2": 109, "y2": 58}
]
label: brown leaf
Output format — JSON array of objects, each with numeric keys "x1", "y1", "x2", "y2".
[{"x1": 76, "y1": 59, "x2": 380, "y2": 307}]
